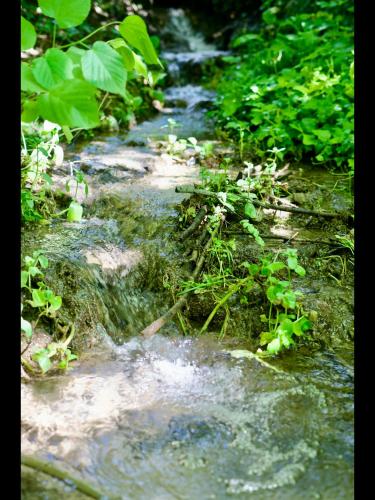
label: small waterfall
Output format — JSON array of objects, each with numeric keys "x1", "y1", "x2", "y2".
[
  {"x1": 160, "y1": 8, "x2": 228, "y2": 84},
  {"x1": 161, "y1": 8, "x2": 216, "y2": 52}
]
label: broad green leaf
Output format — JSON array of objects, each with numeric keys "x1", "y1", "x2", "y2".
[
  {"x1": 28, "y1": 266, "x2": 42, "y2": 277},
  {"x1": 21, "y1": 17, "x2": 37, "y2": 51},
  {"x1": 276, "y1": 318, "x2": 293, "y2": 336},
  {"x1": 108, "y1": 38, "x2": 136, "y2": 71},
  {"x1": 280, "y1": 333, "x2": 293, "y2": 348},
  {"x1": 24, "y1": 256, "x2": 34, "y2": 266},
  {"x1": 133, "y1": 52, "x2": 148, "y2": 79},
  {"x1": 36, "y1": 80, "x2": 99, "y2": 129},
  {"x1": 119, "y1": 15, "x2": 161, "y2": 66},
  {"x1": 267, "y1": 338, "x2": 281, "y2": 354},
  {"x1": 260, "y1": 332, "x2": 275, "y2": 346},
  {"x1": 21, "y1": 63, "x2": 45, "y2": 93},
  {"x1": 302, "y1": 134, "x2": 315, "y2": 146},
  {"x1": 67, "y1": 201, "x2": 83, "y2": 222},
  {"x1": 281, "y1": 290, "x2": 297, "y2": 309},
  {"x1": 287, "y1": 256, "x2": 298, "y2": 269},
  {"x1": 49, "y1": 295, "x2": 62, "y2": 311},
  {"x1": 66, "y1": 46, "x2": 85, "y2": 79},
  {"x1": 244, "y1": 202, "x2": 257, "y2": 219},
  {"x1": 32, "y1": 349, "x2": 52, "y2": 373},
  {"x1": 267, "y1": 262, "x2": 286, "y2": 273},
  {"x1": 294, "y1": 264, "x2": 306, "y2": 276},
  {"x1": 232, "y1": 34, "x2": 260, "y2": 48},
  {"x1": 313, "y1": 129, "x2": 331, "y2": 141},
  {"x1": 21, "y1": 317, "x2": 33, "y2": 339},
  {"x1": 38, "y1": 255, "x2": 48, "y2": 269},
  {"x1": 30, "y1": 289, "x2": 47, "y2": 307},
  {"x1": 21, "y1": 271, "x2": 29, "y2": 288},
  {"x1": 301, "y1": 118, "x2": 317, "y2": 131},
  {"x1": 22, "y1": 101, "x2": 39, "y2": 122},
  {"x1": 38, "y1": 0, "x2": 91, "y2": 28},
  {"x1": 81, "y1": 41, "x2": 127, "y2": 96},
  {"x1": 32, "y1": 49, "x2": 73, "y2": 89}
]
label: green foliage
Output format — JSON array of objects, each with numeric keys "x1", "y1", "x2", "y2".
[
  {"x1": 21, "y1": 2, "x2": 161, "y2": 224},
  {"x1": 22, "y1": 5, "x2": 158, "y2": 130},
  {"x1": 256, "y1": 252, "x2": 311, "y2": 354},
  {"x1": 214, "y1": 0, "x2": 353, "y2": 170},
  {"x1": 21, "y1": 16, "x2": 37, "y2": 50},
  {"x1": 21, "y1": 251, "x2": 77, "y2": 374},
  {"x1": 37, "y1": 80, "x2": 100, "y2": 128},
  {"x1": 21, "y1": 251, "x2": 62, "y2": 321},
  {"x1": 119, "y1": 15, "x2": 162, "y2": 66},
  {"x1": 38, "y1": 0, "x2": 91, "y2": 29},
  {"x1": 177, "y1": 181, "x2": 313, "y2": 353},
  {"x1": 21, "y1": 121, "x2": 63, "y2": 222},
  {"x1": 81, "y1": 41, "x2": 127, "y2": 96}
]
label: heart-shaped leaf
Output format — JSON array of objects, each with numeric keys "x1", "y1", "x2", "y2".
[
  {"x1": 38, "y1": 0, "x2": 91, "y2": 29},
  {"x1": 36, "y1": 79, "x2": 99, "y2": 129},
  {"x1": 82, "y1": 41, "x2": 127, "y2": 96},
  {"x1": 21, "y1": 17, "x2": 37, "y2": 51},
  {"x1": 32, "y1": 49, "x2": 73, "y2": 89}
]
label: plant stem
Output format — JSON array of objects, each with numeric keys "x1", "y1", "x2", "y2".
[
  {"x1": 200, "y1": 277, "x2": 251, "y2": 335},
  {"x1": 52, "y1": 23, "x2": 57, "y2": 48},
  {"x1": 21, "y1": 455, "x2": 108, "y2": 499},
  {"x1": 58, "y1": 22, "x2": 119, "y2": 49}
]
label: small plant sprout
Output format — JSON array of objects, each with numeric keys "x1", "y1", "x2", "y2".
[{"x1": 65, "y1": 168, "x2": 89, "y2": 222}]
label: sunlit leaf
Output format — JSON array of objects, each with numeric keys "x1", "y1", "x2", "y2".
[
  {"x1": 82, "y1": 41, "x2": 127, "y2": 96},
  {"x1": 38, "y1": 0, "x2": 91, "y2": 28},
  {"x1": 267, "y1": 338, "x2": 281, "y2": 354},
  {"x1": 21, "y1": 317, "x2": 33, "y2": 339},
  {"x1": 67, "y1": 201, "x2": 83, "y2": 222},
  {"x1": 36, "y1": 80, "x2": 99, "y2": 129},
  {"x1": 32, "y1": 349, "x2": 52, "y2": 373},
  {"x1": 119, "y1": 15, "x2": 161, "y2": 66},
  {"x1": 21, "y1": 63, "x2": 45, "y2": 93},
  {"x1": 32, "y1": 49, "x2": 73, "y2": 89},
  {"x1": 21, "y1": 17, "x2": 37, "y2": 51}
]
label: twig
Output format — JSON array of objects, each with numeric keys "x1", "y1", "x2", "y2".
[
  {"x1": 224, "y1": 231, "x2": 338, "y2": 246},
  {"x1": 175, "y1": 186, "x2": 346, "y2": 219},
  {"x1": 21, "y1": 455, "x2": 110, "y2": 499},
  {"x1": 179, "y1": 206, "x2": 207, "y2": 241},
  {"x1": 140, "y1": 226, "x2": 219, "y2": 338}
]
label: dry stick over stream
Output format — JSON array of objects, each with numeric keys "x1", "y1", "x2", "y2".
[
  {"x1": 140, "y1": 225, "x2": 219, "y2": 338},
  {"x1": 175, "y1": 186, "x2": 347, "y2": 219}
]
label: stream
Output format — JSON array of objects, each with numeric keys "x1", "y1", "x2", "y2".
[{"x1": 21, "y1": 9, "x2": 354, "y2": 500}]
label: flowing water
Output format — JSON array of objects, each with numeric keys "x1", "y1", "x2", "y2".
[{"x1": 21, "y1": 9, "x2": 354, "y2": 500}]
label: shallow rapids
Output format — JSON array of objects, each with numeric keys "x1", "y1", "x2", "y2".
[{"x1": 22, "y1": 335, "x2": 353, "y2": 499}]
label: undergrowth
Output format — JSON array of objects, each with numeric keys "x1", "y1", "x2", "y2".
[{"x1": 212, "y1": 0, "x2": 354, "y2": 172}]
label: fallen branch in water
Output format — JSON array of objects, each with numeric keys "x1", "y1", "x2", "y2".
[
  {"x1": 21, "y1": 455, "x2": 110, "y2": 499},
  {"x1": 175, "y1": 186, "x2": 345, "y2": 219},
  {"x1": 224, "y1": 231, "x2": 339, "y2": 246},
  {"x1": 179, "y1": 206, "x2": 207, "y2": 241},
  {"x1": 141, "y1": 225, "x2": 218, "y2": 338}
]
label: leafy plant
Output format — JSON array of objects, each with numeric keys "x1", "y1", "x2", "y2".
[
  {"x1": 21, "y1": 251, "x2": 77, "y2": 374},
  {"x1": 22, "y1": 2, "x2": 162, "y2": 131},
  {"x1": 213, "y1": 0, "x2": 353, "y2": 170},
  {"x1": 21, "y1": 251, "x2": 62, "y2": 327}
]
